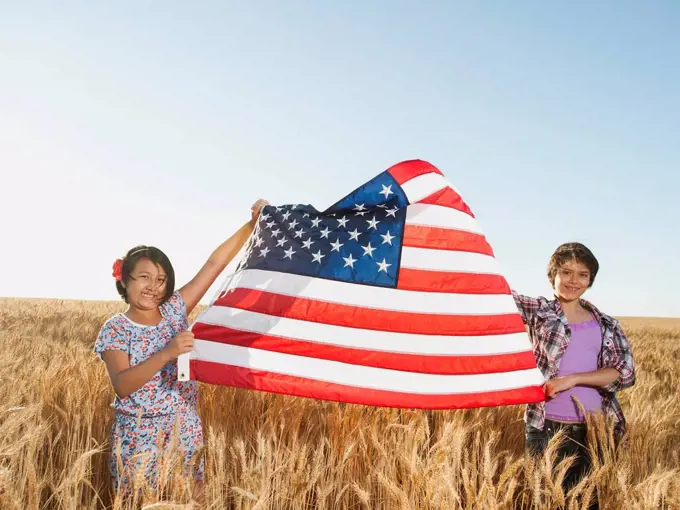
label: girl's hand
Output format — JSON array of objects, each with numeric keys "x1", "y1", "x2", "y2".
[
  {"x1": 164, "y1": 331, "x2": 195, "y2": 360},
  {"x1": 544, "y1": 374, "x2": 579, "y2": 399},
  {"x1": 250, "y1": 199, "x2": 269, "y2": 227}
]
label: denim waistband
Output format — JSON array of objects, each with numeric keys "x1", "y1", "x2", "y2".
[{"x1": 544, "y1": 418, "x2": 587, "y2": 434}]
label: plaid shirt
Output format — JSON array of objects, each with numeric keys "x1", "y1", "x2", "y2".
[{"x1": 512, "y1": 291, "x2": 636, "y2": 437}]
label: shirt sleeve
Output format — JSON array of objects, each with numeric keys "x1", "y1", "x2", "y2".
[
  {"x1": 93, "y1": 320, "x2": 129, "y2": 359},
  {"x1": 511, "y1": 290, "x2": 540, "y2": 325},
  {"x1": 601, "y1": 320, "x2": 636, "y2": 393},
  {"x1": 161, "y1": 290, "x2": 189, "y2": 329}
]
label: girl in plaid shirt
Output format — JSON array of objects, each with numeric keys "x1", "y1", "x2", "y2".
[{"x1": 513, "y1": 242, "x2": 635, "y2": 503}]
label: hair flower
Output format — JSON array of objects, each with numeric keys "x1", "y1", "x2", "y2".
[{"x1": 112, "y1": 258, "x2": 124, "y2": 281}]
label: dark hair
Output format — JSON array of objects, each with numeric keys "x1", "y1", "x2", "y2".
[
  {"x1": 547, "y1": 242, "x2": 599, "y2": 288},
  {"x1": 115, "y1": 246, "x2": 175, "y2": 304}
]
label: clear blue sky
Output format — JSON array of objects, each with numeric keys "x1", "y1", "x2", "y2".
[{"x1": 1, "y1": 2, "x2": 678, "y2": 317}]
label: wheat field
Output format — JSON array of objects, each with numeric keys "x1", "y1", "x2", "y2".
[{"x1": 0, "y1": 298, "x2": 679, "y2": 509}]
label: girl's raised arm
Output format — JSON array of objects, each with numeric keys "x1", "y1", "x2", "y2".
[{"x1": 179, "y1": 199, "x2": 268, "y2": 315}]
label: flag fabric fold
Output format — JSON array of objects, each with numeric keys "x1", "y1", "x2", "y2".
[{"x1": 179, "y1": 160, "x2": 545, "y2": 409}]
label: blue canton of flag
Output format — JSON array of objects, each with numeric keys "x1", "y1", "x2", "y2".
[{"x1": 240, "y1": 171, "x2": 408, "y2": 287}]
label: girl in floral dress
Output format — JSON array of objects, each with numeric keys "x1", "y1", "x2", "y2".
[{"x1": 95, "y1": 199, "x2": 267, "y2": 496}]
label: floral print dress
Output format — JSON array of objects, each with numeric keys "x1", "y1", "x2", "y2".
[{"x1": 94, "y1": 291, "x2": 203, "y2": 491}]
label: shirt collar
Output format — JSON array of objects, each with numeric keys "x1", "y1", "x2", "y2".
[{"x1": 549, "y1": 295, "x2": 616, "y2": 328}]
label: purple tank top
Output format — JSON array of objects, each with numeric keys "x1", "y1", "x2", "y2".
[{"x1": 545, "y1": 319, "x2": 603, "y2": 422}]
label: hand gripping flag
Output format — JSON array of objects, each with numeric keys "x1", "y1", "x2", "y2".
[{"x1": 178, "y1": 160, "x2": 545, "y2": 409}]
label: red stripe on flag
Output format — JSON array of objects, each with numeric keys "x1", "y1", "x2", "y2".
[
  {"x1": 214, "y1": 289, "x2": 524, "y2": 336},
  {"x1": 387, "y1": 160, "x2": 443, "y2": 185},
  {"x1": 397, "y1": 268, "x2": 511, "y2": 295},
  {"x1": 191, "y1": 323, "x2": 537, "y2": 375},
  {"x1": 418, "y1": 187, "x2": 475, "y2": 217},
  {"x1": 190, "y1": 360, "x2": 546, "y2": 409},
  {"x1": 403, "y1": 225, "x2": 495, "y2": 256}
]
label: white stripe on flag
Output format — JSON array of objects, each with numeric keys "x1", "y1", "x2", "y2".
[
  {"x1": 405, "y1": 204, "x2": 483, "y2": 234},
  {"x1": 195, "y1": 306, "x2": 532, "y2": 355},
  {"x1": 193, "y1": 340, "x2": 545, "y2": 394},
  {"x1": 224, "y1": 269, "x2": 515, "y2": 315},
  {"x1": 400, "y1": 247, "x2": 502, "y2": 274},
  {"x1": 400, "y1": 173, "x2": 453, "y2": 203}
]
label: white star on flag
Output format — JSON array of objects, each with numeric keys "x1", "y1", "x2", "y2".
[
  {"x1": 376, "y1": 258, "x2": 391, "y2": 272},
  {"x1": 342, "y1": 253, "x2": 357, "y2": 268},
  {"x1": 366, "y1": 216, "x2": 380, "y2": 230},
  {"x1": 379, "y1": 184, "x2": 394, "y2": 198},
  {"x1": 362, "y1": 242, "x2": 376, "y2": 258},
  {"x1": 381, "y1": 231, "x2": 395, "y2": 245}
]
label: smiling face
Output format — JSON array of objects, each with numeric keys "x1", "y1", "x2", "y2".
[
  {"x1": 115, "y1": 245, "x2": 175, "y2": 306},
  {"x1": 547, "y1": 242, "x2": 599, "y2": 303},
  {"x1": 552, "y1": 258, "x2": 592, "y2": 302},
  {"x1": 122, "y1": 258, "x2": 168, "y2": 310}
]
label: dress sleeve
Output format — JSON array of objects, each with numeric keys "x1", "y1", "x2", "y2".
[
  {"x1": 93, "y1": 319, "x2": 129, "y2": 359},
  {"x1": 161, "y1": 290, "x2": 189, "y2": 329}
]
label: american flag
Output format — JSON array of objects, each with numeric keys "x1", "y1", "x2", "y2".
[{"x1": 179, "y1": 160, "x2": 545, "y2": 409}]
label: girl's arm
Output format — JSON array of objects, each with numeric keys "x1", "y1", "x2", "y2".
[
  {"x1": 102, "y1": 331, "x2": 194, "y2": 398},
  {"x1": 179, "y1": 199, "x2": 268, "y2": 315},
  {"x1": 574, "y1": 368, "x2": 621, "y2": 387},
  {"x1": 544, "y1": 368, "x2": 620, "y2": 398}
]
